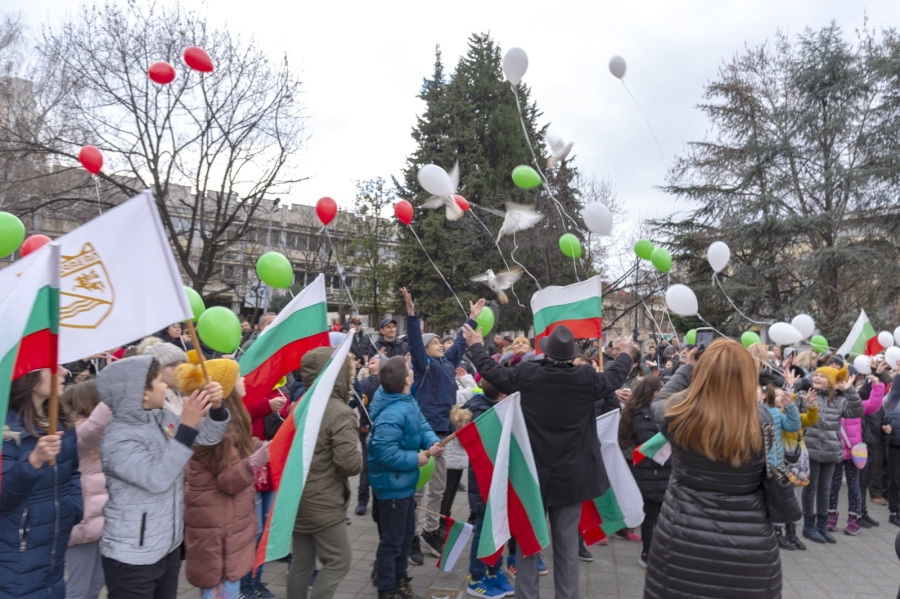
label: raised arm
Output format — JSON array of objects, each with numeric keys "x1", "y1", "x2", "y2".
[
  {"x1": 446, "y1": 299, "x2": 484, "y2": 366},
  {"x1": 463, "y1": 329, "x2": 520, "y2": 396}
]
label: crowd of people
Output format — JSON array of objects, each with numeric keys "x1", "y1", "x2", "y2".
[{"x1": 3, "y1": 293, "x2": 899, "y2": 599}]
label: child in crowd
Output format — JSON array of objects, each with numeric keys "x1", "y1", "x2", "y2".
[
  {"x1": 369, "y1": 356, "x2": 443, "y2": 599},
  {"x1": 96, "y1": 356, "x2": 229, "y2": 598}
]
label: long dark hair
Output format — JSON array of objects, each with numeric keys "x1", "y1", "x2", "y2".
[
  {"x1": 192, "y1": 390, "x2": 255, "y2": 470},
  {"x1": 618, "y1": 376, "x2": 663, "y2": 453},
  {"x1": 9, "y1": 370, "x2": 73, "y2": 436}
]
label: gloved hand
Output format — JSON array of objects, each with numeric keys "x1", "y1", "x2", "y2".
[{"x1": 249, "y1": 441, "x2": 270, "y2": 468}]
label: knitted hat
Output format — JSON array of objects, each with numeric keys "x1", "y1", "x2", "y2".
[
  {"x1": 142, "y1": 339, "x2": 188, "y2": 368},
  {"x1": 175, "y1": 359, "x2": 240, "y2": 398},
  {"x1": 814, "y1": 365, "x2": 849, "y2": 388},
  {"x1": 422, "y1": 333, "x2": 439, "y2": 348}
]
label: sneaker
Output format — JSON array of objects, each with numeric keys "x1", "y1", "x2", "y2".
[
  {"x1": 844, "y1": 514, "x2": 862, "y2": 536},
  {"x1": 251, "y1": 581, "x2": 275, "y2": 599},
  {"x1": 826, "y1": 511, "x2": 838, "y2": 531},
  {"x1": 614, "y1": 529, "x2": 642, "y2": 543},
  {"x1": 308, "y1": 566, "x2": 319, "y2": 590},
  {"x1": 458, "y1": 483, "x2": 467, "y2": 492},
  {"x1": 638, "y1": 555, "x2": 648, "y2": 569},
  {"x1": 421, "y1": 529, "x2": 444, "y2": 558},
  {"x1": 890, "y1": 512, "x2": 900, "y2": 527},
  {"x1": 466, "y1": 574, "x2": 505, "y2": 598},
  {"x1": 578, "y1": 540, "x2": 594, "y2": 562},
  {"x1": 487, "y1": 570, "x2": 515, "y2": 597},
  {"x1": 356, "y1": 497, "x2": 369, "y2": 515},
  {"x1": 505, "y1": 555, "x2": 516, "y2": 579},
  {"x1": 537, "y1": 554, "x2": 548, "y2": 576},
  {"x1": 239, "y1": 586, "x2": 258, "y2": 599},
  {"x1": 861, "y1": 511, "x2": 880, "y2": 527},
  {"x1": 409, "y1": 535, "x2": 424, "y2": 565}
]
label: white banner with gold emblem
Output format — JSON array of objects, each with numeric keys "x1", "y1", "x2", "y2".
[{"x1": 0, "y1": 191, "x2": 192, "y2": 363}]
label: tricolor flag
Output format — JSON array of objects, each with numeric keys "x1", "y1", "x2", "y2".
[
  {"x1": 837, "y1": 310, "x2": 881, "y2": 357},
  {"x1": 254, "y1": 333, "x2": 354, "y2": 568},
  {"x1": 580, "y1": 410, "x2": 644, "y2": 545},
  {"x1": 633, "y1": 432, "x2": 672, "y2": 466},
  {"x1": 532, "y1": 276, "x2": 602, "y2": 354},
  {"x1": 239, "y1": 274, "x2": 330, "y2": 400},
  {"x1": 436, "y1": 518, "x2": 474, "y2": 572},
  {"x1": 0, "y1": 244, "x2": 61, "y2": 490},
  {"x1": 457, "y1": 393, "x2": 549, "y2": 563}
]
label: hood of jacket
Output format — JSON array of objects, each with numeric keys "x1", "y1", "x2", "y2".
[
  {"x1": 96, "y1": 355, "x2": 156, "y2": 425},
  {"x1": 464, "y1": 392, "x2": 495, "y2": 419},
  {"x1": 300, "y1": 347, "x2": 351, "y2": 402},
  {"x1": 369, "y1": 388, "x2": 413, "y2": 422}
]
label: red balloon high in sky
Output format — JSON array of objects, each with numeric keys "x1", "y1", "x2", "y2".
[
  {"x1": 148, "y1": 61, "x2": 176, "y2": 84},
  {"x1": 454, "y1": 195, "x2": 470, "y2": 212},
  {"x1": 316, "y1": 197, "x2": 337, "y2": 226},
  {"x1": 78, "y1": 145, "x2": 103, "y2": 175},
  {"x1": 394, "y1": 200, "x2": 413, "y2": 225},
  {"x1": 183, "y1": 47, "x2": 214, "y2": 73}
]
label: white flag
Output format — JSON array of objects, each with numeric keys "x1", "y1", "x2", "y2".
[{"x1": 0, "y1": 191, "x2": 191, "y2": 363}]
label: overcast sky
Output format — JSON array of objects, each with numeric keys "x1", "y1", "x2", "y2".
[{"x1": 9, "y1": 0, "x2": 898, "y2": 229}]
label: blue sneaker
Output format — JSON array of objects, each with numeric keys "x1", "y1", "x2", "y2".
[
  {"x1": 466, "y1": 574, "x2": 505, "y2": 598},
  {"x1": 486, "y1": 571, "x2": 515, "y2": 597},
  {"x1": 537, "y1": 554, "x2": 548, "y2": 576},
  {"x1": 505, "y1": 555, "x2": 516, "y2": 579}
]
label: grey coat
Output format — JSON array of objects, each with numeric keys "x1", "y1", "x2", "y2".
[
  {"x1": 97, "y1": 356, "x2": 230, "y2": 565},
  {"x1": 803, "y1": 387, "x2": 863, "y2": 464}
]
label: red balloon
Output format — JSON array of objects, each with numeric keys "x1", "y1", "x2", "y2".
[
  {"x1": 148, "y1": 61, "x2": 176, "y2": 84},
  {"x1": 316, "y1": 197, "x2": 338, "y2": 226},
  {"x1": 454, "y1": 194, "x2": 470, "y2": 212},
  {"x1": 21, "y1": 235, "x2": 51, "y2": 257},
  {"x1": 183, "y1": 46, "x2": 214, "y2": 73},
  {"x1": 394, "y1": 200, "x2": 413, "y2": 225},
  {"x1": 78, "y1": 145, "x2": 103, "y2": 175}
]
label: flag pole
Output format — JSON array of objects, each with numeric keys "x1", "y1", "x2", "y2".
[
  {"x1": 48, "y1": 370, "x2": 59, "y2": 465},
  {"x1": 184, "y1": 319, "x2": 211, "y2": 383},
  {"x1": 415, "y1": 506, "x2": 449, "y2": 519}
]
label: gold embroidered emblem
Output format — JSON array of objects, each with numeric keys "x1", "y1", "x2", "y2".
[{"x1": 60, "y1": 243, "x2": 114, "y2": 329}]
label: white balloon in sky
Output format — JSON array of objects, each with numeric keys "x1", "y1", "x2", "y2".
[
  {"x1": 885, "y1": 346, "x2": 900, "y2": 370},
  {"x1": 609, "y1": 55, "x2": 627, "y2": 79},
  {"x1": 853, "y1": 355, "x2": 872, "y2": 375},
  {"x1": 417, "y1": 164, "x2": 453, "y2": 197},
  {"x1": 707, "y1": 241, "x2": 730, "y2": 274},
  {"x1": 583, "y1": 203, "x2": 612, "y2": 236},
  {"x1": 503, "y1": 48, "x2": 528, "y2": 85},
  {"x1": 768, "y1": 322, "x2": 802, "y2": 346},
  {"x1": 665, "y1": 284, "x2": 698, "y2": 317},
  {"x1": 878, "y1": 331, "x2": 894, "y2": 350},
  {"x1": 791, "y1": 314, "x2": 815, "y2": 340}
]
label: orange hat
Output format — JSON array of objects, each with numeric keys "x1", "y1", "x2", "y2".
[
  {"x1": 814, "y1": 366, "x2": 849, "y2": 388},
  {"x1": 175, "y1": 358, "x2": 239, "y2": 397}
]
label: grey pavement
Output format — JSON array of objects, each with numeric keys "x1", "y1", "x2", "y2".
[{"x1": 97, "y1": 473, "x2": 900, "y2": 599}]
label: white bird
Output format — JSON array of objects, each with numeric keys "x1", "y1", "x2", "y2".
[
  {"x1": 496, "y1": 202, "x2": 543, "y2": 242},
  {"x1": 546, "y1": 135, "x2": 574, "y2": 169},
  {"x1": 421, "y1": 161, "x2": 464, "y2": 220},
  {"x1": 470, "y1": 267, "x2": 523, "y2": 304}
]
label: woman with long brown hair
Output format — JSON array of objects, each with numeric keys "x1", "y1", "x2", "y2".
[{"x1": 643, "y1": 340, "x2": 781, "y2": 599}]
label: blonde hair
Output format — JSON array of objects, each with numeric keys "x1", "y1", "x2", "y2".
[
  {"x1": 747, "y1": 343, "x2": 769, "y2": 366},
  {"x1": 665, "y1": 339, "x2": 762, "y2": 467},
  {"x1": 796, "y1": 351, "x2": 816, "y2": 370}
]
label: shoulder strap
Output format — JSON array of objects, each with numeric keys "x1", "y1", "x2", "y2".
[{"x1": 840, "y1": 425, "x2": 852, "y2": 448}]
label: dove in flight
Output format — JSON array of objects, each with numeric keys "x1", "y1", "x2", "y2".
[
  {"x1": 547, "y1": 135, "x2": 574, "y2": 169},
  {"x1": 421, "y1": 161, "x2": 464, "y2": 220},
  {"x1": 496, "y1": 202, "x2": 544, "y2": 243},
  {"x1": 470, "y1": 267, "x2": 523, "y2": 304}
]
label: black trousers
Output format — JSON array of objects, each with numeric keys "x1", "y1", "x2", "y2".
[
  {"x1": 887, "y1": 445, "x2": 900, "y2": 512},
  {"x1": 871, "y1": 437, "x2": 889, "y2": 499},
  {"x1": 641, "y1": 500, "x2": 662, "y2": 560},
  {"x1": 374, "y1": 496, "x2": 416, "y2": 593},
  {"x1": 439, "y1": 468, "x2": 464, "y2": 526},
  {"x1": 102, "y1": 548, "x2": 180, "y2": 599},
  {"x1": 358, "y1": 430, "x2": 370, "y2": 499}
]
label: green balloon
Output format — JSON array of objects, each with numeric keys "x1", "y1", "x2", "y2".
[
  {"x1": 511, "y1": 165, "x2": 542, "y2": 189},
  {"x1": 196, "y1": 306, "x2": 242, "y2": 353},
  {"x1": 183, "y1": 286, "x2": 206, "y2": 322},
  {"x1": 650, "y1": 248, "x2": 672, "y2": 273},
  {"x1": 256, "y1": 252, "x2": 293, "y2": 289},
  {"x1": 476, "y1": 306, "x2": 495, "y2": 335},
  {"x1": 0, "y1": 212, "x2": 25, "y2": 258},
  {"x1": 741, "y1": 331, "x2": 762, "y2": 349},
  {"x1": 634, "y1": 239, "x2": 654, "y2": 260},
  {"x1": 559, "y1": 233, "x2": 582, "y2": 258},
  {"x1": 685, "y1": 329, "x2": 697, "y2": 345},
  {"x1": 417, "y1": 455, "x2": 435, "y2": 491},
  {"x1": 810, "y1": 335, "x2": 829, "y2": 354}
]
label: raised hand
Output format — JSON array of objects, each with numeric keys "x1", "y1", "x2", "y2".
[
  {"x1": 181, "y1": 389, "x2": 212, "y2": 429},
  {"x1": 400, "y1": 287, "x2": 416, "y2": 316},
  {"x1": 468, "y1": 298, "x2": 486, "y2": 320},
  {"x1": 462, "y1": 324, "x2": 484, "y2": 348}
]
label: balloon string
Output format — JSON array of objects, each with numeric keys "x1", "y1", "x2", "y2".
[
  {"x1": 712, "y1": 273, "x2": 774, "y2": 326},
  {"x1": 696, "y1": 313, "x2": 729, "y2": 338},
  {"x1": 323, "y1": 228, "x2": 359, "y2": 315},
  {"x1": 572, "y1": 253, "x2": 580, "y2": 282},
  {"x1": 511, "y1": 232, "x2": 543, "y2": 290},
  {"x1": 469, "y1": 209, "x2": 526, "y2": 308},
  {"x1": 639, "y1": 294, "x2": 667, "y2": 341},
  {"x1": 656, "y1": 273, "x2": 678, "y2": 337},
  {"x1": 409, "y1": 226, "x2": 467, "y2": 318},
  {"x1": 620, "y1": 81, "x2": 665, "y2": 164},
  {"x1": 93, "y1": 176, "x2": 103, "y2": 217}
]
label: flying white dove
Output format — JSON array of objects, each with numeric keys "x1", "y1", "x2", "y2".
[
  {"x1": 420, "y1": 161, "x2": 464, "y2": 221},
  {"x1": 470, "y1": 267, "x2": 524, "y2": 304},
  {"x1": 546, "y1": 135, "x2": 574, "y2": 169},
  {"x1": 496, "y1": 202, "x2": 544, "y2": 243}
]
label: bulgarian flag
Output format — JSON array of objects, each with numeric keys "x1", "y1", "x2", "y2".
[
  {"x1": 532, "y1": 275, "x2": 602, "y2": 354},
  {"x1": 580, "y1": 409, "x2": 644, "y2": 545},
  {"x1": 239, "y1": 273, "x2": 331, "y2": 400},
  {"x1": 633, "y1": 432, "x2": 671, "y2": 466},
  {"x1": 837, "y1": 310, "x2": 881, "y2": 357},
  {"x1": 457, "y1": 393, "x2": 549, "y2": 563},
  {"x1": 254, "y1": 333, "x2": 354, "y2": 568},
  {"x1": 436, "y1": 518, "x2": 474, "y2": 572}
]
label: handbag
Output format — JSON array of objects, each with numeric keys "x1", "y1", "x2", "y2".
[
  {"x1": 840, "y1": 426, "x2": 868, "y2": 470},
  {"x1": 761, "y1": 418, "x2": 802, "y2": 523}
]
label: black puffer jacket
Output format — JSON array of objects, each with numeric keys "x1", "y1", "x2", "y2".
[
  {"x1": 644, "y1": 364, "x2": 781, "y2": 599},
  {"x1": 623, "y1": 406, "x2": 671, "y2": 503}
]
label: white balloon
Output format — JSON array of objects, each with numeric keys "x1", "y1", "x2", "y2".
[
  {"x1": 417, "y1": 164, "x2": 453, "y2": 197},
  {"x1": 878, "y1": 331, "x2": 894, "y2": 350},
  {"x1": 853, "y1": 355, "x2": 872, "y2": 375},
  {"x1": 894, "y1": 326, "x2": 900, "y2": 347},
  {"x1": 665, "y1": 284, "x2": 698, "y2": 317},
  {"x1": 608, "y1": 55, "x2": 627, "y2": 79},
  {"x1": 886, "y1": 346, "x2": 900, "y2": 370},
  {"x1": 706, "y1": 241, "x2": 730, "y2": 274},
  {"x1": 503, "y1": 48, "x2": 528, "y2": 85},
  {"x1": 583, "y1": 203, "x2": 612, "y2": 236},
  {"x1": 768, "y1": 322, "x2": 802, "y2": 346},
  {"x1": 790, "y1": 314, "x2": 815, "y2": 340}
]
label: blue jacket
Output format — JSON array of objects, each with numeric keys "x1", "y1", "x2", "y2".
[
  {"x1": 407, "y1": 314, "x2": 475, "y2": 433},
  {"x1": 767, "y1": 403, "x2": 800, "y2": 468},
  {"x1": 367, "y1": 388, "x2": 440, "y2": 500},
  {"x1": 1, "y1": 414, "x2": 83, "y2": 599}
]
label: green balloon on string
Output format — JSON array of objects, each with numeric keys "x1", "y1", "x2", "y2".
[
  {"x1": 476, "y1": 306, "x2": 495, "y2": 335},
  {"x1": 650, "y1": 248, "x2": 672, "y2": 273},
  {"x1": 256, "y1": 252, "x2": 293, "y2": 289},
  {"x1": 511, "y1": 165, "x2": 542, "y2": 189},
  {"x1": 183, "y1": 286, "x2": 206, "y2": 322},
  {"x1": 634, "y1": 239, "x2": 654, "y2": 260},
  {"x1": 196, "y1": 306, "x2": 242, "y2": 353},
  {"x1": 741, "y1": 331, "x2": 761, "y2": 348},
  {"x1": 0, "y1": 212, "x2": 25, "y2": 258},
  {"x1": 685, "y1": 329, "x2": 697, "y2": 345},
  {"x1": 810, "y1": 335, "x2": 829, "y2": 354},
  {"x1": 417, "y1": 456, "x2": 435, "y2": 490},
  {"x1": 559, "y1": 233, "x2": 582, "y2": 258}
]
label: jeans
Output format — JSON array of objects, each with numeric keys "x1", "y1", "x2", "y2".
[
  {"x1": 802, "y1": 460, "x2": 837, "y2": 517},
  {"x1": 640, "y1": 500, "x2": 662, "y2": 560},
  {"x1": 469, "y1": 511, "x2": 502, "y2": 580},
  {"x1": 358, "y1": 430, "x2": 370, "y2": 499},
  {"x1": 829, "y1": 459, "x2": 862, "y2": 515},
  {"x1": 199, "y1": 579, "x2": 239, "y2": 598},
  {"x1": 374, "y1": 496, "x2": 416, "y2": 593},
  {"x1": 241, "y1": 490, "x2": 275, "y2": 586}
]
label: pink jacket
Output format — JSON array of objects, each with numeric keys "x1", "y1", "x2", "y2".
[
  {"x1": 68, "y1": 402, "x2": 112, "y2": 546},
  {"x1": 840, "y1": 382, "x2": 885, "y2": 461}
]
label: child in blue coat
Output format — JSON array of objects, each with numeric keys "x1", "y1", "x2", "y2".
[{"x1": 368, "y1": 356, "x2": 442, "y2": 599}]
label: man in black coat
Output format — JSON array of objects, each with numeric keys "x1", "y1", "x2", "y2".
[
  {"x1": 462, "y1": 323, "x2": 633, "y2": 599},
  {"x1": 349, "y1": 317, "x2": 376, "y2": 363},
  {"x1": 373, "y1": 317, "x2": 408, "y2": 358}
]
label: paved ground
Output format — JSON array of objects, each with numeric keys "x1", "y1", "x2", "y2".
[{"x1": 144, "y1": 473, "x2": 900, "y2": 598}]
